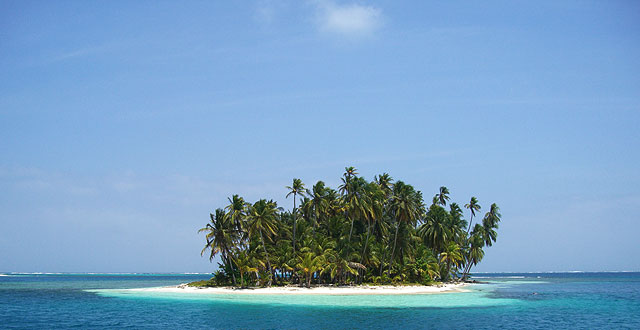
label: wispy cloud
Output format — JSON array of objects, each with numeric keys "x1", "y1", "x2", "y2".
[
  {"x1": 313, "y1": 1, "x2": 383, "y2": 38},
  {"x1": 0, "y1": 166, "x2": 286, "y2": 211},
  {"x1": 35, "y1": 40, "x2": 131, "y2": 66},
  {"x1": 255, "y1": 0, "x2": 286, "y2": 26},
  {"x1": 47, "y1": 43, "x2": 114, "y2": 63}
]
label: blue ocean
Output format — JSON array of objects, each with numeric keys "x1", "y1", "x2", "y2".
[{"x1": 1, "y1": 272, "x2": 639, "y2": 329}]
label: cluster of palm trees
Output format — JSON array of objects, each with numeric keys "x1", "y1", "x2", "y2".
[{"x1": 198, "y1": 167, "x2": 501, "y2": 287}]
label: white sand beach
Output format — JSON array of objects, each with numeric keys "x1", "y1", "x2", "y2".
[{"x1": 128, "y1": 283, "x2": 469, "y2": 295}]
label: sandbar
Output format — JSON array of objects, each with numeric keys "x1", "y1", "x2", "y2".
[{"x1": 127, "y1": 283, "x2": 470, "y2": 295}]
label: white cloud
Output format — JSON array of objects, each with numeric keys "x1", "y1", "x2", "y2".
[
  {"x1": 47, "y1": 42, "x2": 118, "y2": 63},
  {"x1": 315, "y1": 1, "x2": 382, "y2": 38}
]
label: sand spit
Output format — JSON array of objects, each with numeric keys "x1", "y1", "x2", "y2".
[{"x1": 128, "y1": 283, "x2": 470, "y2": 295}]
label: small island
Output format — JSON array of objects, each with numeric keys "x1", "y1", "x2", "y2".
[{"x1": 191, "y1": 167, "x2": 502, "y2": 291}]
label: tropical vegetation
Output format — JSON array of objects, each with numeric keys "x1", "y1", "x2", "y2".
[{"x1": 196, "y1": 167, "x2": 502, "y2": 287}]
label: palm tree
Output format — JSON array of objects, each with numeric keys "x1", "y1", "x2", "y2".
[
  {"x1": 233, "y1": 248, "x2": 261, "y2": 287},
  {"x1": 465, "y1": 197, "x2": 481, "y2": 234},
  {"x1": 419, "y1": 204, "x2": 451, "y2": 256},
  {"x1": 374, "y1": 173, "x2": 394, "y2": 199},
  {"x1": 339, "y1": 175, "x2": 368, "y2": 244},
  {"x1": 425, "y1": 257, "x2": 441, "y2": 282},
  {"x1": 225, "y1": 194, "x2": 247, "y2": 237},
  {"x1": 439, "y1": 242, "x2": 463, "y2": 281},
  {"x1": 273, "y1": 240, "x2": 294, "y2": 283},
  {"x1": 308, "y1": 235, "x2": 336, "y2": 284},
  {"x1": 435, "y1": 186, "x2": 450, "y2": 206},
  {"x1": 481, "y1": 203, "x2": 501, "y2": 247},
  {"x1": 323, "y1": 251, "x2": 358, "y2": 284},
  {"x1": 247, "y1": 199, "x2": 279, "y2": 286},
  {"x1": 462, "y1": 227, "x2": 485, "y2": 280},
  {"x1": 325, "y1": 187, "x2": 341, "y2": 218},
  {"x1": 286, "y1": 178, "x2": 306, "y2": 256},
  {"x1": 198, "y1": 208, "x2": 238, "y2": 285},
  {"x1": 387, "y1": 181, "x2": 423, "y2": 275},
  {"x1": 296, "y1": 252, "x2": 323, "y2": 287},
  {"x1": 448, "y1": 203, "x2": 468, "y2": 247},
  {"x1": 344, "y1": 166, "x2": 358, "y2": 179},
  {"x1": 405, "y1": 246, "x2": 440, "y2": 283},
  {"x1": 306, "y1": 181, "x2": 330, "y2": 233},
  {"x1": 360, "y1": 182, "x2": 384, "y2": 264},
  {"x1": 299, "y1": 196, "x2": 313, "y2": 227}
]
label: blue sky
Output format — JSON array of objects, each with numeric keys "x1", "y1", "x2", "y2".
[{"x1": 1, "y1": 1, "x2": 639, "y2": 273}]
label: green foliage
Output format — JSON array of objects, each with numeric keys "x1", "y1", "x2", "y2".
[
  {"x1": 194, "y1": 167, "x2": 503, "y2": 288},
  {"x1": 187, "y1": 279, "x2": 214, "y2": 287}
]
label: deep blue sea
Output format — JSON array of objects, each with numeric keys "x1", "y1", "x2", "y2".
[{"x1": 1, "y1": 272, "x2": 639, "y2": 329}]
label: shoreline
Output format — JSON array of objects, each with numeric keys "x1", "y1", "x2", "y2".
[{"x1": 125, "y1": 283, "x2": 470, "y2": 295}]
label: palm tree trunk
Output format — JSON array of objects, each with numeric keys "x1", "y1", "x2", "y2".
[
  {"x1": 387, "y1": 222, "x2": 400, "y2": 276},
  {"x1": 312, "y1": 208, "x2": 319, "y2": 236},
  {"x1": 463, "y1": 261, "x2": 474, "y2": 281},
  {"x1": 466, "y1": 214, "x2": 474, "y2": 234},
  {"x1": 462, "y1": 264, "x2": 468, "y2": 281},
  {"x1": 259, "y1": 231, "x2": 273, "y2": 287},
  {"x1": 361, "y1": 222, "x2": 371, "y2": 263},
  {"x1": 230, "y1": 266, "x2": 237, "y2": 286},
  {"x1": 223, "y1": 253, "x2": 237, "y2": 286},
  {"x1": 348, "y1": 217, "x2": 355, "y2": 243},
  {"x1": 460, "y1": 255, "x2": 469, "y2": 280},
  {"x1": 292, "y1": 193, "x2": 297, "y2": 256}
]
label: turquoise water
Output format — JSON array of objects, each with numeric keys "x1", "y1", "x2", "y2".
[{"x1": 1, "y1": 272, "x2": 639, "y2": 329}]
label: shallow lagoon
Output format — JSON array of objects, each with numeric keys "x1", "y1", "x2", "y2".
[{"x1": 92, "y1": 285, "x2": 518, "y2": 309}]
